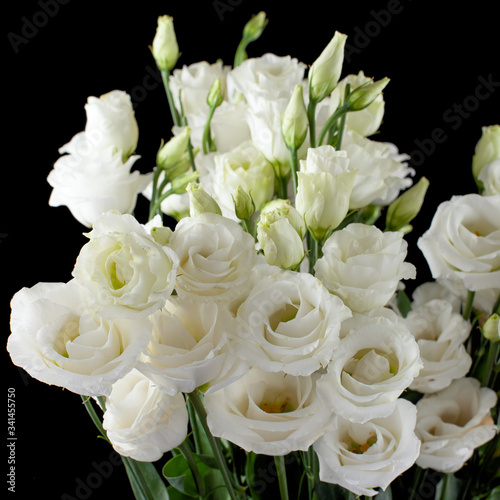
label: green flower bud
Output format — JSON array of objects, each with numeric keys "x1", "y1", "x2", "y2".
[
  {"x1": 207, "y1": 78, "x2": 224, "y2": 108},
  {"x1": 348, "y1": 77, "x2": 390, "y2": 111},
  {"x1": 156, "y1": 127, "x2": 191, "y2": 169},
  {"x1": 282, "y1": 85, "x2": 308, "y2": 151},
  {"x1": 150, "y1": 226, "x2": 173, "y2": 246},
  {"x1": 243, "y1": 11, "x2": 268, "y2": 43},
  {"x1": 151, "y1": 15, "x2": 180, "y2": 72},
  {"x1": 309, "y1": 31, "x2": 347, "y2": 103},
  {"x1": 186, "y1": 182, "x2": 222, "y2": 217},
  {"x1": 260, "y1": 199, "x2": 306, "y2": 239},
  {"x1": 257, "y1": 213, "x2": 305, "y2": 270},
  {"x1": 170, "y1": 171, "x2": 199, "y2": 194},
  {"x1": 233, "y1": 185, "x2": 255, "y2": 220},
  {"x1": 482, "y1": 313, "x2": 499, "y2": 342},
  {"x1": 385, "y1": 177, "x2": 430, "y2": 233},
  {"x1": 472, "y1": 125, "x2": 500, "y2": 181}
]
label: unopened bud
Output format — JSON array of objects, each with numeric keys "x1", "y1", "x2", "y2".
[
  {"x1": 151, "y1": 15, "x2": 180, "y2": 72},
  {"x1": 243, "y1": 11, "x2": 268, "y2": 43},
  {"x1": 187, "y1": 182, "x2": 222, "y2": 217},
  {"x1": 170, "y1": 171, "x2": 199, "y2": 194},
  {"x1": 348, "y1": 77, "x2": 390, "y2": 111},
  {"x1": 233, "y1": 185, "x2": 255, "y2": 220},
  {"x1": 472, "y1": 124, "x2": 500, "y2": 181},
  {"x1": 157, "y1": 127, "x2": 191, "y2": 169},
  {"x1": 207, "y1": 78, "x2": 224, "y2": 108},
  {"x1": 282, "y1": 85, "x2": 308, "y2": 150},
  {"x1": 386, "y1": 177, "x2": 430, "y2": 233},
  {"x1": 483, "y1": 313, "x2": 499, "y2": 342},
  {"x1": 309, "y1": 31, "x2": 347, "y2": 103},
  {"x1": 260, "y1": 199, "x2": 306, "y2": 239}
]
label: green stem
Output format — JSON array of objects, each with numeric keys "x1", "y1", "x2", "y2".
[
  {"x1": 316, "y1": 104, "x2": 349, "y2": 148},
  {"x1": 188, "y1": 391, "x2": 242, "y2": 500},
  {"x1": 334, "y1": 84, "x2": 350, "y2": 150},
  {"x1": 288, "y1": 146, "x2": 299, "y2": 196},
  {"x1": 274, "y1": 456, "x2": 289, "y2": 500},
  {"x1": 202, "y1": 105, "x2": 217, "y2": 155},
  {"x1": 307, "y1": 99, "x2": 317, "y2": 148},
  {"x1": 463, "y1": 290, "x2": 476, "y2": 320},
  {"x1": 148, "y1": 187, "x2": 174, "y2": 221},
  {"x1": 149, "y1": 167, "x2": 164, "y2": 221},
  {"x1": 161, "y1": 69, "x2": 180, "y2": 127},
  {"x1": 178, "y1": 441, "x2": 206, "y2": 498},
  {"x1": 482, "y1": 341, "x2": 500, "y2": 387}
]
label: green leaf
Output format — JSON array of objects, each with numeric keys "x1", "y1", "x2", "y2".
[
  {"x1": 123, "y1": 459, "x2": 170, "y2": 500},
  {"x1": 397, "y1": 289, "x2": 412, "y2": 318},
  {"x1": 166, "y1": 485, "x2": 194, "y2": 500},
  {"x1": 163, "y1": 454, "x2": 199, "y2": 497}
]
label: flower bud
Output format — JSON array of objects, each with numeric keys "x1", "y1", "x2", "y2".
[
  {"x1": 170, "y1": 171, "x2": 199, "y2": 194},
  {"x1": 150, "y1": 226, "x2": 173, "y2": 246},
  {"x1": 151, "y1": 15, "x2": 180, "y2": 72},
  {"x1": 386, "y1": 177, "x2": 430, "y2": 233},
  {"x1": 348, "y1": 77, "x2": 390, "y2": 111},
  {"x1": 257, "y1": 212, "x2": 305, "y2": 270},
  {"x1": 309, "y1": 31, "x2": 347, "y2": 103},
  {"x1": 187, "y1": 182, "x2": 222, "y2": 217},
  {"x1": 207, "y1": 78, "x2": 224, "y2": 108},
  {"x1": 282, "y1": 85, "x2": 308, "y2": 150},
  {"x1": 233, "y1": 185, "x2": 255, "y2": 220},
  {"x1": 483, "y1": 313, "x2": 499, "y2": 342},
  {"x1": 243, "y1": 11, "x2": 268, "y2": 43},
  {"x1": 260, "y1": 199, "x2": 306, "y2": 239},
  {"x1": 157, "y1": 127, "x2": 191, "y2": 169},
  {"x1": 472, "y1": 125, "x2": 500, "y2": 181}
]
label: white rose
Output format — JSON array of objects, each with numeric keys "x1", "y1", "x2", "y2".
[
  {"x1": 226, "y1": 53, "x2": 306, "y2": 109},
  {"x1": 317, "y1": 308, "x2": 422, "y2": 423},
  {"x1": 328, "y1": 71, "x2": 385, "y2": 137},
  {"x1": 83, "y1": 90, "x2": 139, "y2": 159},
  {"x1": 315, "y1": 223, "x2": 416, "y2": 313},
  {"x1": 235, "y1": 271, "x2": 352, "y2": 376},
  {"x1": 314, "y1": 399, "x2": 420, "y2": 497},
  {"x1": 168, "y1": 212, "x2": 261, "y2": 302},
  {"x1": 182, "y1": 100, "x2": 251, "y2": 154},
  {"x1": 7, "y1": 281, "x2": 152, "y2": 397},
  {"x1": 103, "y1": 369, "x2": 188, "y2": 462},
  {"x1": 415, "y1": 377, "x2": 497, "y2": 473},
  {"x1": 169, "y1": 60, "x2": 230, "y2": 116},
  {"x1": 340, "y1": 130, "x2": 414, "y2": 208},
  {"x1": 478, "y1": 158, "x2": 500, "y2": 196},
  {"x1": 48, "y1": 134, "x2": 151, "y2": 228},
  {"x1": 212, "y1": 141, "x2": 275, "y2": 217},
  {"x1": 137, "y1": 296, "x2": 245, "y2": 395},
  {"x1": 72, "y1": 212, "x2": 179, "y2": 318},
  {"x1": 204, "y1": 366, "x2": 332, "y2": 456},
  {"x1": 404, "y1": 299, "x2": 472, "y2": 393},
  {"x1": 417, "y1": 193, "x2": 500, "y2": 292}
]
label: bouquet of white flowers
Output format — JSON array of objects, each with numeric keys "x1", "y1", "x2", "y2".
[{"x1": 7, "y1": 10, "x2": 499, "y2": 500}]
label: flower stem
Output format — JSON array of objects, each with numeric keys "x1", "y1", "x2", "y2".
[
  {"x1": 187, "y1": 391, "x2": 242, "y2": 500},
  {"x1": 161, "y1": 69, "x2": 181, "y2": 127},
  {"x1": 462, "y1": 290, "x2": 476, "y2": 320},
  {"x1": 307, "y1": 99, "x2": 317, "y2": 148},
  {"x1": 288, "y1": 146, "x2": 299, "y2": 196},
  {"x1": 202, "y1": 105, "x2": 217, "y2": 155},
  {"x1": 178, "y1": 441, "x2": 206, "y2": 498},
  {"x1": 334, "y1": 84, "x2": 350, "y2": 150},
  {"x1": 316, "y1": 104, "x2": 349, "y2": 147},
  {"x1": 274, "y1": 456, "x2": 289, "y2": 500}
]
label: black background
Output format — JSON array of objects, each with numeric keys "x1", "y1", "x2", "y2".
[{"x1": 3, "y1": 1, "x2": 499, "y2": 498}]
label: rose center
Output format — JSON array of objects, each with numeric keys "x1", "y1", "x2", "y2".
[
  {"x1": 259, "y1": 398, "x2": 295, "y2": 413},
  {"x1": 344, "y1": 348, "x2": 397, "y2": 384},
  {"x1": 344, "y1": 433, "x2": 377, "y2": 454},
  {"x1": 268, "y1": 303, "x2": 299, "y2": 330}
]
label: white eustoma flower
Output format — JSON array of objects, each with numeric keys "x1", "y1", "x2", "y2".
[
  {"x1": 415, "y1": 377, "x2": 497, "y2": 473},
  {"x1": 103, "y1": 369, "x2": 188, "y2": 462},
  {"x1": 341, "y1": 130, "x2": 414, "y2": 209},
  {"x1": 295, "y1": 145, "x2": 357, "y2": 240},
  {"x1": 315, "y1": 223, "x2": 416, "y2": 313},
  {"x1": 478, "y1": 158, "x2": 500, "y2": 196},
  {"x1": 169, "y1": 60, "x2": 230, "y2": 116},
  {"x1": 211, "y1": 141, "x2": 275, "y2": 218},
  {"x1": 7, "y1": 281, "x2": 153, "y2": 397},
  {"x1": 83, "y1": 90, "x2": 139, "y2": 159},
  {"x1": 204, "y1": 366, "x2": 332, "y2": 456},
  {"x1": 168, "y1": 212, "x2": 262, "y2": 303},
  {"x1": 72, "y1": 212, "x2": 179, "y2": 319},
  {"x1": 137, "y1": 296, "x2": 246, "y2": 395},
  {"x1": 410, "y1": 281, "x2": 462, "y2": 313},
  {"x1": 226, "y1": 53, "x2": 306, "y2": 109},
  {"x1": 235, "y1": 271, "x2": 351, "y2": 376},
  {"x1": 314, "y1": 399, "x2": 421, "y2": 497},
  {"x1": 404, "y1": 299, "x2": 472, "y2": 393},
  {"x1": 48, "y1": 135, "x2": 151, "y2": 228},
  {"x1": 418, "y1": 193, "x2": 500, "y2": 293},
  {"x1": 317, "y1": 308, "x2": 422, "y2": 422}
]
